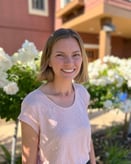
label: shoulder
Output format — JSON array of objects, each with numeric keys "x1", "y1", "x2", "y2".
[
  {"x1": 20, "y1": 88, "x2": 45, "y2": 119},
  {"x1": 74, "y1": 83, "x2": 90, "y2": 97},
  {"x1": 74, "y1": 83, "x2": 90, "y2": 106},
  {"x1": 22, "y1": 89, "x2": 42, "y2": 106},
  {"x1": 21, "y1": 88, "x2": 50, "y2": 114},
  {"x1": 19, "y1": 89, "x2": 42, "y2": 134}
]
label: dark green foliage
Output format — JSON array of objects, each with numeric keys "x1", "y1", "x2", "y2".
[
  {"x1": 0, "y1": 145, "x2": 11, "y2": 164},
  {"x1": 0, "y1": 145, "x2": 21, "y2": 164},
  {"x1": 93, "y1": 124, "x2": 131, "y2": 164},
  {"x1": 0, "y1": 64, "x2": 41, "y2": 121},
  {"x1": 84, "y1": 83, "x2": 116, "y2": 109}
]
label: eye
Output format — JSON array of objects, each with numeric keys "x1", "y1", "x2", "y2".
[
  {"x1": 73, "y1": 53, "x2": 81, "y2": 57},
  {"x1": 56, "y1": 53, "x2": 63, "y2": 56},
  {"x1": 55, "y1": 53, "x2": 64, "y2": 58}
]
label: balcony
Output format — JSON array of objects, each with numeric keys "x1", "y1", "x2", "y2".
[
  {"x1": 56, "y1": 0, "x2": 131, "y2": 38},
  {"x1": 56, "y1": 0, "x2": 84, "y2": 22},
  {"x1": 106, "y1": 0, "x2": 131, "y2": 11},
  {"x1": 84, "y1": 0, "x2": 131, "y2": 12}
]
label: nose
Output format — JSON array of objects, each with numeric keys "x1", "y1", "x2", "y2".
[{"x1": 64, "y1": 56, "x2": 73, "y2": 64}]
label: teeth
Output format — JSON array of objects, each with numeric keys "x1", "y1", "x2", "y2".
[{"x1": 63, "y1": 69, "x2": 74, "y2": 73}]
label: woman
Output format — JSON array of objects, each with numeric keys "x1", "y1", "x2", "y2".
[{"x1": 18, "y1": 28, "x2": 96, "y2": 164}]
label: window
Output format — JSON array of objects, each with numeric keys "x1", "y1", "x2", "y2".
[
  {"x1": 86, "y1": 49, "x2": 98, "y2": 62},
  {"x1": 28, "y1": 0, "x2": 48, "y2": 16},
  {"x1": 61, "y1": 0, "x2": 73, "y2": 8}
]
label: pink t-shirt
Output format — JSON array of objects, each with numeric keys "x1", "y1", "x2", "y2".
[{"x1": 18, "y1": 83, "x2": 91, "y2": 164}]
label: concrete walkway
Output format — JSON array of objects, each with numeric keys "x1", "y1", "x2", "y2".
[
  {"x1": 88, "y1": 109, "x2": 127, "y2": 133},
  {"x1": 0, "y1": 109, "x2": 128, "y2": 162}
]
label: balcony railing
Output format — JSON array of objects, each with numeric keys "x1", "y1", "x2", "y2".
[
  {"x1": 56, "y1": 0, "x2": 131, "y2": 24},
  {"x1": 84, "y1": 0, "x2": 131, "y2": 11},
  {"x1": 106, "y1": 0, "x2": 131, "y2": 10},
  {"x1": 56, "y1": 0, "x2": 84, "y2": 18}
]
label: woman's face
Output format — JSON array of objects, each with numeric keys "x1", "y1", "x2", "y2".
[{"x1": 49, "y1": 37, "x2": 82, "y2": 82}]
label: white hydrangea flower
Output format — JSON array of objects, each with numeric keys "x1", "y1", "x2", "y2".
[
  {"x1": 103, "y1": 56, "x2": 121, "y2": 65},
  {"x1": 117, "y1": 59, "x2": 131, "y2": 82},
  {"x1": 119, "y1": 99, "x2": 131, "y2": 113},
  {"x1": 88, "y1": 71, "x2": 99, "y2": 79},
  {"x1": 107, "y1": 69, "x2": 116, "y2": 77},
  {"x1": 107, "y1": 76, "x2": 116, "y2": 84},
  {"x1": 96, "y1": 77, "x2": 109, "y2": 86},
  {"x1": 0, "y1": 48, "x2": 12, "y2": 71},
  {"x1": 88, "y1": 56, "x2": 131, "y2": 110},
  {"x1": 27, "y1": 60, "x2": 37, "y2": 70},
  {"x1": 3, "y1": 82, "x2": 19, "y2": 95},
  {"x1": 103, "y1": 100, "x2": 113, "y2": 109},
  {"x1": 0, "y1": 72, "x2": 9, "y2": 88},
  {"x1": 127, "y1": 80, "x2": 131, "y2": 88},
  {"x1": 115, "y1": 76, "x2": 124, "y2": 88},
  {"x1": 0, "y1": 71, "x2": 8, "y2": 80},
  {"x1": 0, "y1": 79, "x2": 9, "y2": 88},
  {"x1": 11, "y1": 52, "x2": 19, "y2": 64},
  {"x1": 100, "y1": 63, "x2": 108, "y2": 71},
  {"x1": 89, "y1": 79, "x2": 98, "y2": 85},
  {"x1": 17, "y1": 40, "x2": 38, "y2": 64}
]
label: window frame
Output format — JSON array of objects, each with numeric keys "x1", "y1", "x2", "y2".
[
  {"x1": 28, "y1": 0, "x2": 48, "y2": 16},
  {"x1": 61, "y1": 0, "x2": 73, "y2": 8}
]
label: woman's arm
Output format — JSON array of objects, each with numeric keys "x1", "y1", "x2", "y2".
[
  {"x1": 21, "y1": 121, "x2": 39, "y2": 164},
  {"x1": 89, "y1": 139, "x2": 96, "y2": 164}
]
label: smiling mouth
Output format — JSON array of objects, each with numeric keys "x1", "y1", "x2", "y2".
[{"x1": 62, "y1": 69, "x2": 75, "y2": 73}]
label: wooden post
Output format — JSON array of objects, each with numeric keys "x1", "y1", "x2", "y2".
[{"x1": 99, "y1": 17, "x2": 113, "y2": 61}]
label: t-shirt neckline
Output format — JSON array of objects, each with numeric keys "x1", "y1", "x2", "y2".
[{"x1": 37, "y1": 83, "x2": 77, "y2": 110}]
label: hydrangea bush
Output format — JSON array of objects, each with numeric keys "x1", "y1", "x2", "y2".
[
  {"x1": 0, "y1": 40, "x2": 41, "y2": 121},
  {"x1": 0, "y1": 40, "x2": 131, "y2": 121},
  {"x1": 1, "y1": 41, "x2": 130, "y2": 163},
  {"x1": 84, "y1": 56, "x2": 131, "y2": 113}
]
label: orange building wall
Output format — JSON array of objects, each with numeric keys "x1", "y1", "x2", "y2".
[
  {"x1": 123, "y1": 39, "x2": 131, "y2": 58},
  {"x1": 0, "y1": 0, "x2": 55, "y2": 54},
  {"x1": 111, "y1": 36, "x2": 124, "y2": 58},
  {"x1": 112, "y1": 36, "x2": 131, "y2": 58},
  {"x1": 79, "y1": 32, "x2": 99, "y2": 44}
]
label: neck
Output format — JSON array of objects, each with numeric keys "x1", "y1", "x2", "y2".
[{"x1": 48, "y1": 80, "x2": 74, "y2": 96}]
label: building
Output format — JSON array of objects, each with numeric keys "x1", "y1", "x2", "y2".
[
  {"x1": 55, "y1": 0, "x2": 131, "y2": 61},
  {"x1": 0, "y1": 0, "x2": 55, "y2": 54},
  {"x1": 0, "y1": 0, "x2": 131, "y2": 60}
]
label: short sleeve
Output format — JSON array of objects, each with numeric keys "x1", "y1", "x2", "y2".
[
  {"x1": 18, "y1": 98, "x2": 39, "y2": 134},
  {"x1": 76, "y1": 84, "x2": 90, "y2": 107},
  {"x1": 82, "y1": 86, "x2": 90, "y2": 107}
]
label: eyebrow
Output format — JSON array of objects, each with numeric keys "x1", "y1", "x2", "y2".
[{"x1": 55, "y1": 50, "x2": 81, "y2": 53}]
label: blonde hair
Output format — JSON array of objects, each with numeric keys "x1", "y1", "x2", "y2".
[{"x1": 38, "y1": 28, "x2": 88, "y2": 83}]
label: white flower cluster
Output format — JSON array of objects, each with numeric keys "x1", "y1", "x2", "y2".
[
  {"x1": 88, "y1": 56, "x2": 126, "y2": 87},
  {"x1": 0, "y1": 40, "x2": 39, "y2": 95},
  {"x1": 0, "y1": 48, "x2": 19, "y2": 95},
  {"x1": 117, "y1": 59, "x2": 131, "y2": 88},
  {"x1": 12, "y1": 40, "x2": 39, "y2": 70},
  {"x1": 0, "y1": 48, "x2": 13, "y2": 71},
  {"x1": 3, "y1": 82, "x2": 19, "y2": 95},
  {"x1": 88, "y1": 56, "x2": 131, "y2": 113}
]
